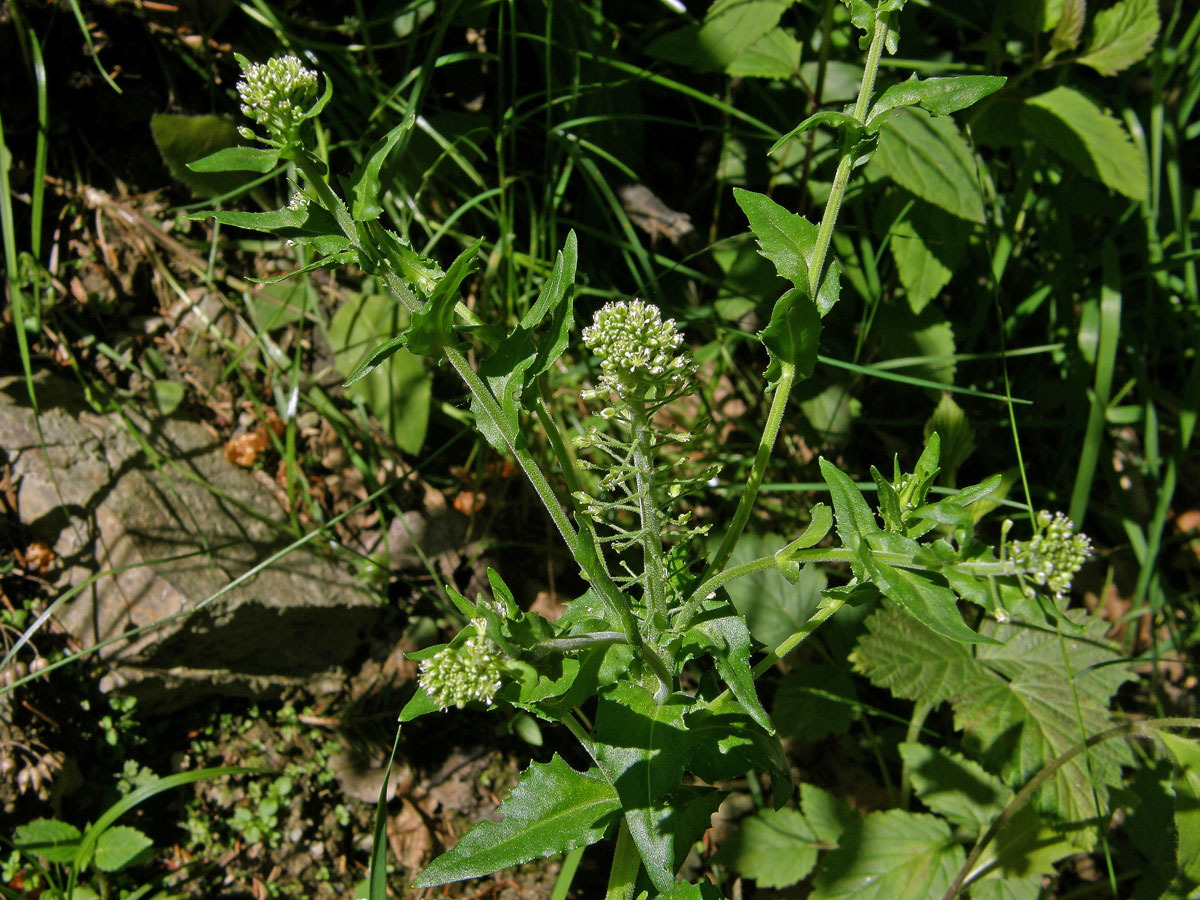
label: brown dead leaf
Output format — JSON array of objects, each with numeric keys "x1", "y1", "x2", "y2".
[
  {"x1": 389, "y1": 797, "x2": 434, "y2": 872},
  {"x1": 453, "y1": 490, "x2": 486, "y2": 516},
  {"x1": 18, "y1": 542, "x2": 56, "y2": 574},
  {"x1": 225, "y1": 430, "x2": 268, "y2": 467}
]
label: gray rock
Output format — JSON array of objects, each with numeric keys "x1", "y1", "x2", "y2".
[{"x1": 1, "y1": 372, "x2": 386, "y2": 708}]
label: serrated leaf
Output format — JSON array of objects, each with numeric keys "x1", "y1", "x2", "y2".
[
  {"x1": 809, "y1": 809, "x2": 963, "y2": 900},
  {"x1": 733, "y1": 188, "x2": 817, "y2": 291},
  {"x1": 714, "y1": 807, "x2": 819, "y2": 888},
  {"x1": 954, "y1": 612, "x2": 1137, "y2": 822},
  {"x1": 851, "y1": 606, "x2": 976, "y2": 705},
  {"x1": 868, "y1": 75, "x2": 1007, "y2": 127},
  {"x1": 898, "y1": 742, "x2": 1011, "y2": 832},
  {"x1": 404, "y1": 238, "x2": 483, "y2": 357},
  {"x1": 819, "y1": 457, "x2": 881, "y2": 560},
  {"x1": 1077, "y1": 0, "x2": 1160, "y2": 76},
  {"x1": 1158, "y1": 731, "x2": 1200, "y2": 885},
  {"x1": 593, "y1": 682, "x2": 695, "y2": 892},
  {"x1": 873, "y1": 300, "x2": 958, "y2": 386},
  {"x1": 1050, "y1": 0, "x2": 1087, "y2": 52},
  {"x1": 722, "y1": 532, "x2": 825, "y2": 650},
  {"x1": 870, "y1": 107, "x2": 985, "y2": 223},
  {"x1": 94, "y1": 825, "x2": 153, "y2": 872},
  {"x1": 14, "y1": 818, "x2": 82, "y2": 863},
  {"x1": 972, "y1": 804, "x2": 1080, "y2": 884},
  {"x1": 413, "y1": 755, "x2": 620, "y2": 887},
  {"x1": 773, "y1": 665, "x2": 858, "y2": 741},
  {"x1": 887, "y1": 198, "x2": 967, "y2": 314},
  {"x1": 187, "y1": 145, "x2": 282, "y2": 174},
  {"x1": 524, "y1": 231, "x2": 578, "y2": 381},
  {"x1": 1020, "y1": 86, "x2": 1148, "y2": 201},
  {"x1": 971, "y1": 875, "x2": 1044, "y2": 900},
  {"x1": 801, "y1": 782, "x2": 860, "y2": 843},
  {"x1": 350, "y1": 116, "x2": 415, "y2": 221},
  {"x1": 726, "y1": 27, "x2": 802, "y2": 79},
  {"x1": 842, "y1": 0, "x2": 907, "y2": 54},
  {"x1": 646, "y1": 0, "x2": 788, "y2": 73}
]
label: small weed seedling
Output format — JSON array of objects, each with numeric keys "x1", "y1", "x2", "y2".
[{"x1": 190, "y1": 4, "x2": 1200, "y2": 899}]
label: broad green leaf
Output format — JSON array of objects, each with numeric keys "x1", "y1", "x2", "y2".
[
  {"x1": 851, "y1": 607, "x2": 976, "y2": 705},
  {"x1": 809, "y1": 809, "x2": 963, "y2": 900},
  {"x1": 726, "y1": 27, "x2": 802, "y2": 79},
  {"x1": 646, "y1": 0, "x2": 788, "y2": 73},
  {"x1": 350, "y1": 116, "x2": 415, "y2": 221},
  {"x1": 733, "y1": 188, "x2": 816, "y2": 292},
  {"x1": 954, "y1": 612, "x2": 1136, "y2": 823},
  {"x1": 330, "y1": 292, "x2": 431, "y2": 455},
  {"x1": 670, "y1": 787, "x2": 727, "y2": 872},
  {"x1": 868, "y1": 75, "x2": 1007, "y2": 127},
  {"x1": 872, "y1": 300, "x2": 957, "y2": 386},
  {"x1": 94, "y1": 825, "x2": 153, "y2": 872},
  {"x1": 842, "y1": 0, "x2": 907, "y2": 54},
  {"x1": 713, "y1": 807, "x2": 820, "y2": 888},
  {"x1": 870, "y1": 107, "x2": 985, "y2": 223},
  {"x1": 799, "y1": 382, "x2": 861, "y2": 446},
  {"x1": 1020, "y1": 87, "x2": 1148, "y2": 201},
  {"x1": 924, "y1": 393, "x2": 975, "y2": 479},
  {"x1": 682, "y1": 599, "x2": 773, "y2": 733},
  {"x1": 593, "y1": 682, "x2": 695, "y2": 892},
  {"x1": 898, "y1": 742, "x2": 1011, "y2": 832},
  {"x1": 187, "y1": 145, "x2": 282, "y2": 174},
  {"x1": 971, "y1": 804, "x2": 1080, "y2": 885},
  {"x1": 773, "y1": 665, "x2": 858, "y2": 741},
  {"x1": 1077, "y1": 0, "x2": 1160, "y2": 76},
  {"x1": 151, "y1": 114, "x2": 247, "y2": 197},
  {"x1": 722, "y1": 532, "x2": 825, "y2": 650},
  {"x1": 404, "y1": 238, "x2": 483, "y2": 357},
  {"x1": 14, "y1": 818, "x2": 81, "y2": 863},
  {"x1": 685, "y1": 708, "x2": 792, "y2": 808},
  {"x1": 971, "y1": 875, "x2": 1044, "y2": 900},
  {"x1": 855, "y1": 548, "x2": 991, "y2": 643},
  {"x1": 887, "y1": 198, "x2": 967, "y2": 314},
  {"x1": 801, "y1": 782, "x2": 859, "y2": 843},
  {"x1": 761, "y1": 288, "x2": 822, "y2": 384},
  {"x1": 819, "y1": 457, "x2": 881, "y2": 559},
  {"x1": 1158, "y1": 730, "x2": 1200, "y2": 886},
  {"x1": 413, "y1": 755, "x2": 620, "y2": 887},
  {"x1": 770, "y1": 111, "x2": 866, "y2": 157}
]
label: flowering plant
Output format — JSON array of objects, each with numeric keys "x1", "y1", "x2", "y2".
[{"x1": 187, "y1": 8, "x2": 1171, "y2": 899}]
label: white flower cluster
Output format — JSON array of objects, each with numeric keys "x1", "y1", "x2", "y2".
[
  {"x1": 581, "y1": 300, "x2": 695, "y2": 400},
  {"x1": 417, "y1": 620, "x2": 504, "y2": 710},
  {"x1": 236, "y1": 55, "x2": 319, "y2": 140},
  {"x1": 1011, "y1": 510, "x2": 1093, "y2": 599}
]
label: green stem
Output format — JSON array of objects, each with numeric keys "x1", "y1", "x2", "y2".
[
  {"x1": 605, "y1": 820, "x2": 641, "y2": 900},
  {"x1": 899, "y1": 700, "x2": 934, "y2": 810},
  {"x1": 629, "y1": 401, "x2": 669, "y2": 624}
]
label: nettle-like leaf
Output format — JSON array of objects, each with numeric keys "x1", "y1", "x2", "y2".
[
  {"x1": 645, "y1": 0, "x2": 788, "y2": 73},
  {"x1": 1019, "y1": 86, "x2": 1148, "y2": 202},
  {"x1": 850, "y1": 607, "x2": 979, "y2": 706},
  {"x1": 898, "y1": 742, "x2": 1011, "y2": 833},
  {"x1": 884, "y1": 196, "x2": 968, "y2": 315},
  {"x1": 773, "y1": 665, "x2": 858, "y2": 742},
  {"x1": 867, "y1": 75, "x2": 1007, "y2": 128},
  {"x1": 1051, "y1": 0, "x2": 1088, "y2": 52},
  {"x1": 870, "y1": 107, "x2": 985, "y2": 224},
  {"x1": 809, "y1": 809, "x2": 963, "y2": 900},
  {"x1": 726, "y1": 27, "x2": 802, "y2": 79},
  {"x1": 724, "y1": 532, "x2": 826, "y2": 650},
  {"x1": 1077, "y1": 0, "x2": 1160, "y2": 77},
  {"x1": 93, "y1": 825, "x2": 153, "y2": 872},
  {"x1": 592, "y1": 682, "x2": 695, "y2": 893},
  {"x1": 685, "y1": 707, "x2": 792, "y2": 809},
  {"x1": 713, "y1": 806, "x2": 821, "y2": 888},
  {"x1": 413, "y1": 755, "x2": 620, "y2": 888},
  {"x1": 1156, "y1": 731, "x2": 1200, "y2": 891},
  {"x1": 971, "y1": 804, "x2": 1081, "y2": 893},
  {"x1": 14, "y1": 817, "x2": 82, "y2": 863}
]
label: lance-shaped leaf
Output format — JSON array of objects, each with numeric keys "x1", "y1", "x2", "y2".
[
  {"x1": 678, "y1": 599, "x2": 773, "y2": 733},
  {"x1": 761, "y1": 287, "x2": 823, "y2": 385},
  {"x1": 188, "y1": 145, "x2": 282, "y2": 173},
  {"x1": 350, "y1": 114, "x2": 416, "y2": 222},
  {"x1": 818, "y1": 457, "x2": 880, "y2": 570},
  {"x1": 593, "y1": 682, "x2": 695, "y2": 893},
  {"x1": 733, "y1": 188, "x2": 815, "y2": 292},
  {"x1": 867, "y1": 75, "x2": 1007, "y2": 128},
  {"x1": 413, "y1": 755, "x2": 620, "y2": 888},
  {"x1": 770, "y1": 109, "x2": 866, "y2": 156},
  {"x1": 405, "y1": 238, "x2": 484, "y2": 357}
]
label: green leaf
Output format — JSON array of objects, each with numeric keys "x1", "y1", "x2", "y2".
[
  {"x1": 851, "y1": 606, "x2": 976, "y2": 706},
  {"x1": 887, "y1": 198, "x2": 967, "y2": 314},
  {"x1": 872, "y1": 300, "x2": 958, "y2": 386},
  {"x1": 770, "y1": 111, "x2": 866, "y2": 157},
  {"x1": 330, "y1": 292, "x2": 431, "y2": 455},
  {"x1": 809, "y1": 809, "x2": 963, "y2": 900},
  {"x1": 524, "y1": 231, "x2": 578, "y2": 380},
  {"x1": 726, "y1": 27, "x2": 802, "y2": 79},
  {"x1": 841, "y1": 0, "x2": 907, "y2": 54},
  {"x1": 1050, "y1": 0, "x2": 1087, "y2": 52},
  {"x1": 14, "y1": 818, "x2": 82, "y2": 863},
  {"x1": 953, "y1": 612, "x2": 1136, "y2": 822},
  {"x1": 94, "y1": 825, "x2": 153, "y2": 872},
  {"x1": 924, "y1": 394, "x2": 975, "y2": 480},
  {"x1": 1020, "y1": 86, "x2": 1148, "y2": 201},
  {"x1": 192, "y1": 203, "x2": 351, "y2": 257},
  {"x1": 413, "y1": 755, "x2": 620, "y2": 888},
  {"x1": 187, "y1": 145, "x2": 282, "y2": 174},
  {"x1": 593, "y1": 683, "x2": 694, "y2": 892},
  {"x1": 714, "y1": 807, "x2": 820, "y2": 888},
  {"x1": 151, "y1": 380, "x2": 185, "y2": 417},
  {"x1": 150, "y1": 114, "x2": 248, "y2": 198},
  {"x1": 1157, "y1": 731, "x2": 1200, "y2": 886},
  {"x1": 722, "y1": 532, "x2": 825, "y2": 650},
  {"x1": 350, "y1": 116, "x2": 416, "y2": 221},
  {"x1": 972, "y1": 804, "x2": 1080, "y2": 885},
  {"x1": 761, "y1": 288, "x2": 822, "y2": 384},
  {"x1": 685, "y1": 708, "x2": 792, "y2": 809},
  {"x1": 646, "y1": 0, "x2": 789, "y2": 73},
  {"x1": 801, "y1": 782, "x2": 860, "y2": 843},
  {"x1": 733, "y1": 188, "x2": 816, "y2": 292},
  {"x1": 365, "y1": 222, "x2": 444, "y2": 294},
  {"x1": 779, "y1": 504, "x2": 833, "y2": 558},
  {"x1": 819, "y1": 457, "x2": 881, "y2": 560},
  {"x1": 855, "y1": 547, "x2": 991, "y2": 643},
  {"x1": 868, "y1": 75, "x2": 1007, "y2": 127},
  {"x1": 682, "y1": 600, "x2": 773, "y2": 733},
  {"x1": 1077, "y1": 0, "x2": 1160, "y2": 76},
  {"x1": 404, "y1": 238, "x2": 483, "y2": 357},
  {"x1": 898, "y1": 742, "x2": 1011, "y2": 832},
  {"x1": 870, "y1": 107, "x2": 985, "y2": 223},
  {"x1": 773, "y1": 665, "x2": 858, "y2": 741}
]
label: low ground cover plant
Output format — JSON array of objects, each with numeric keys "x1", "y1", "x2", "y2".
[{"x1": 180, "y1": 2, "x2": 1200, "y2": 898}]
